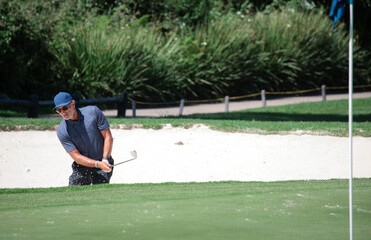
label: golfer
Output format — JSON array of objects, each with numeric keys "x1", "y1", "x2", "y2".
[{"x1": 54, "y1": 92, "x2": 114, "y2": 185}]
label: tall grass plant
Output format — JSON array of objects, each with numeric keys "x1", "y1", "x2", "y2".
[
  {"x1": 57, "y1": 10, "x2": 363, "y2": 102},
  {"x1": 58, "y1": 25, "x2": 179, "y2": 101}
]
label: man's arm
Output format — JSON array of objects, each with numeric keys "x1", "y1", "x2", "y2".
[
  {"x1": 101, "y1": 128, "x2": 113, "y2": 158},
  {"x1": 69, "y1": 149, "x2": 111, "y2": 172}
]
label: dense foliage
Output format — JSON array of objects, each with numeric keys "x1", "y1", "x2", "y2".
[{"x1": 0, "y1": 0, "x2": 370, "y2": 101}]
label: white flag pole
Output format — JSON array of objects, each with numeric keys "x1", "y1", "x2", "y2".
[{"x1": 348, "y1": 1, "x2": 354, "y2": 240}]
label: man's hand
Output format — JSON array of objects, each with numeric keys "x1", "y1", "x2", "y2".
[{"x1": 98, "y1": 160, "x2": 112, "y2": 173}]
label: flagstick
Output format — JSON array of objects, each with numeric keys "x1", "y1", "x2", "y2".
[{"x1": 348, "y1": 2, "x2": 354, "y2": 240}]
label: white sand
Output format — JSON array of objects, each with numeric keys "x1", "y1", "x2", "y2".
[{"x1": 0, "y1": 126, "x2": 370, "y2": 188}]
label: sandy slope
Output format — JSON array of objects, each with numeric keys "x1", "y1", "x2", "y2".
[{"x1": 1, "y1": 126, "x2": 370, "y2": 188}]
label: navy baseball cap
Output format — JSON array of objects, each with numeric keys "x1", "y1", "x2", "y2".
[{"x1": 53, "y1": 92, "x2": 73, "y2": 110}]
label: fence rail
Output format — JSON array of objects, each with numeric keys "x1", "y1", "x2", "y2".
[
  {"x1": 131, "y1": 84, "x2": 371, "y2": 117},
  {"x1": 1, "y1": 84, "x2": 371, "y2": 118},
  {"x1": 0, "y1": 91, "x2": 128, "y2": 118}
]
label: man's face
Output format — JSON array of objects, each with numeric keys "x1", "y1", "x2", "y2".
[{"x1": 56, "y1": 101, "x2": 75, "y2": 120}]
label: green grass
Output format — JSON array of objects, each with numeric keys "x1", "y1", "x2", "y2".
[
  {"x1": 191, "y1": 98, "x2": 371, "y2": 120},
  {"x1": 0, "y1": 117, "x2": 60, "y2": 131},
  {"x1": 0, "y1": 179, "x2": 370, "y2": 240},
  {"x1": 1, "y1": 98, "x2": 370, "y2": 136},
  {"x1": 1, "y1": 99, "x2": 370, "y2": 239}
]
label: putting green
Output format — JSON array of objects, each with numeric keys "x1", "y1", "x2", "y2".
[{"x1": 1, "y1": 179, "x2": 370, "y2": 239}]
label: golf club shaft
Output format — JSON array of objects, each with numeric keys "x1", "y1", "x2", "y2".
[{"x1": 110, "y1": 158, "x2": 136, "y2": 167}]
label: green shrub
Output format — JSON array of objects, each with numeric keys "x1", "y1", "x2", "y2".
[
  {"x1": 57, "y1": 24, "x2": 180, "y2": 101},
  {"x1": 0, "y1": 0, "x2": 97, "y2": 99},
  {"x1": 0, "y1": 1, "x2": 57, "y2": 99},
  {"x1": 168, "y1": 11, "x2": 358, "y2": 98},
  {"x1": 251, "y1": 10, "x2": 349, "y2": 90}
]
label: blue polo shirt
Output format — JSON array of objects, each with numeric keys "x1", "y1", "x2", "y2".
[{"x1": 57, "y1": 106, "x2": 110, "y2": 160}]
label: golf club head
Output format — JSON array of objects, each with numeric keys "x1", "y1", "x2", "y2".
[{"x1": 130, "y1": 150, "x2": 137, "y2": 159}]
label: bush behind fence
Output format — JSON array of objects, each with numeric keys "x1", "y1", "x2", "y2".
[{"x1": 58, "y1": 11, "x2": 369, "y2": 103}]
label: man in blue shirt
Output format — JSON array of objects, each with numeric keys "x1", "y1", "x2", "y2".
[{"x1": 54, "y1": 92, "x2": 114, "y2": 185}]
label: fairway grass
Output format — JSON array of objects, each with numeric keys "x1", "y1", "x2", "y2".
[
  {"x1": 1, "y1": 179, "x2": 370, "y2": 240},
  {"x1": 1, "y1": 98, "x2": 371, "y2": 136}
]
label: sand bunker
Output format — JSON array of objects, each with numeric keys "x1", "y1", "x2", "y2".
[{"x1": 1, "y1": 126, "x2": 370, "y2": 188}]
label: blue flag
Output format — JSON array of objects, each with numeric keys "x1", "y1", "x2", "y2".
[{"x1": 329, "y1": 0, "x2": 346, "y2": 29}]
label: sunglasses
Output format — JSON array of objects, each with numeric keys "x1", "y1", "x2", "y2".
[{"x1": 56, "y1": 103, "x2": 71, "y2": 113}]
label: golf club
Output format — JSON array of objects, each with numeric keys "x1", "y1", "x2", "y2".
[{"x1": 110, "y1": 150, "x2": 137, "y2": 167}]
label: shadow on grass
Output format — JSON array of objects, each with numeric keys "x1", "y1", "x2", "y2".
[{"x1": 0, "y1": 106, "x2": 55, "y2": 118}]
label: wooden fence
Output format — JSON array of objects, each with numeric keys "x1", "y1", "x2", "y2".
[{"x1": 0, "y1": 91, "x2": 128, "y2": 118}]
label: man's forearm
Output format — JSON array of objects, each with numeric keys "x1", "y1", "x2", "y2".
[
  {"x1": 101, "y1": 128, "x2": 113, "y2": 157},
  {"x1": 69, "y1": 150, "x2": 98, "y2": 168},
  {"x1": 103, "y1": 137, "x2": 113, "y2": 157}
]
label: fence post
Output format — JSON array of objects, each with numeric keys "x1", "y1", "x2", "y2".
[
  {"x1": 117, "y1": 90, "x2": 127, "y2": 117},
  {"x1": 321, "y1": 85, "x2": 326, "y2": 101},
  {"x1": 132, "y1": 100, "x2": 136, "y2": 118},
  {"x1": 71, "y1": 93, "x2": 81, "y2": 108},
  {"x1": 225, "y1": 96, "x2": 229, "y2": 112},
  {"x1": 261, "y1": 90, "x2": 266, "y2": 107},
  {"x1": 179, "y1": 99, "x2": 185, "y2": 116},
  {"x1": 28, "y1": 94, "x2": 39, "y2": 118}
]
